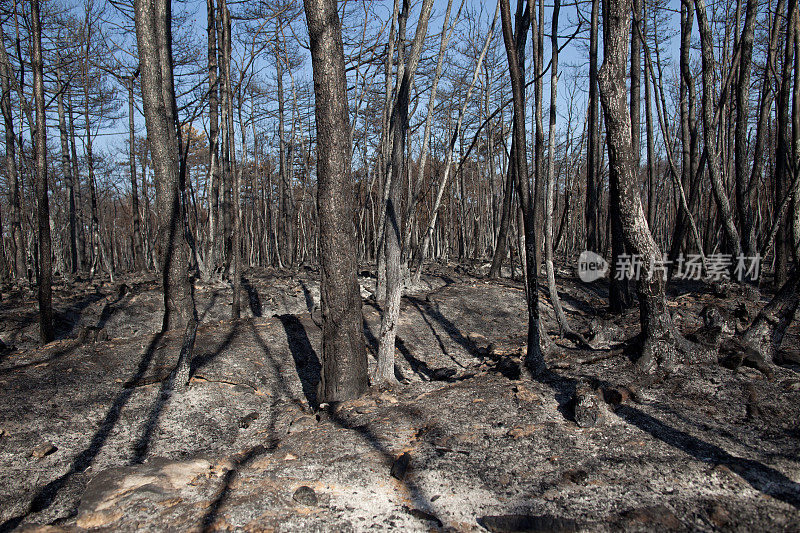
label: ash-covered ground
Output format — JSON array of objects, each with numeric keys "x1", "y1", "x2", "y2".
[{"x1": 1, "y1": 264, "x2": 799, "y2": 531}]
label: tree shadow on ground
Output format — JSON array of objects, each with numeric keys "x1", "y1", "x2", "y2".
[
  {"x1": 277, "y1": 314, "x2": 321, "y2": 408},
  {"x1": 241, "y1": 277, "x2": 262, "y2": 317},
  {"x1": 538, "y1": 367, "x2": 800, "y2": 511},
  {"x1": 404, "y1": 296, "x2": 480, "y2": 359},
  {"x1": 200, "y1": 441, "x2": 277, "y2": 532},
  {"x1": 614, "y1": 403, "x2": 800, "y2": 510},
  {"x1": 0, "y1": 332, "x2": 166, "y2": 532}
]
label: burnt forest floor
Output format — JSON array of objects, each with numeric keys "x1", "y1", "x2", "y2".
[{"x1": 0, "y1": 261, "x2": 799, "y2": 532}]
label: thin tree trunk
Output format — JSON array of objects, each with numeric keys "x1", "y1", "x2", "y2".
[
  {"x1": 774, "y1": 0, "x2": 797, "y2": 286},
  {"x1": 0, "y1": 23, "x2": 25, "y2": 280},
  {"x1": 375, "y1": 0, "x2": 436, "y2": 385},
  {"x1": 489, "y1": 158, "x2": 515, "y2": 278},
  {"x1": 56, "y1": 66, "x2": 78, "y2": 276},
  {"x1": 586, "y1": 0, "x2": 601, "y2": 253},
  {"x1": 32, "y1": 0, "x2": 53, "y2": 343},
  {"x1": 207, "y1": 0, "x2": 220, "y2": 274},
  {"x1": 500, "y1": 0, "x2": 545, "y2": 375},
  {"x1": 695, "y1": 0, "x2": 743, "y2": 259},
  {"x1": 412, "y1": 4, "x2": 497, "y2": 284},
  {"x1": 734, "y1": 0, "x2": 758, "y2": 259},
  {"x1": 128, "y1": 73, "x2": 145, "y2": 271}
]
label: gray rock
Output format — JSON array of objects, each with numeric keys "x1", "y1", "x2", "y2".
[
  {"x1": 31, "y1": 442, "x2": 57, "y2": 459},
  {"x1": 390, "y1": 452, "x2": 411, "y2": 480},
  {"x1": 572, "y1": 385, "x2": 605, "y2": 428},
  {"x1": 292, "y1": 485, "x2": 317, "y2": 506}
]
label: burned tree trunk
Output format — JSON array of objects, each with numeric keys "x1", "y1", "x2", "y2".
[
  {"x1": 375, "y1": 0, "x2": 435, "y2": 385},
  {"x1": 599, "y1": 0, "x2": 695, "y2": 373},
  {"x1": 134, "y1": 0, "x2": 194, "y2": 333},
  {"x1": 500, "y1": 0, "x2": 545, "y2": 375},
  {"x1": 0, "y1": 24, "x2": 25, "y2": 281},
  {"x1": 32, "y1": 0, "x2": 53, "y2": 343},
  {"x1": 304, "y1": 0, "x2": 369, "y2": 403}
]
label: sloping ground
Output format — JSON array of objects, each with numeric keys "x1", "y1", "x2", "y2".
[{"x1": 0, "y1": 271, "x2": 799, "y2": 532}]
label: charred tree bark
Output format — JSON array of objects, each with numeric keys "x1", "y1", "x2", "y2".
[
  {"x1": 32, "y1": 0, "x2": 53, "y2": 343},
  {"x1": 600, "y1": 0, "x2": 695, "y2": 373},
  {"x1": 0, "y1": 24, "x2": 25, "y2": 280},
  {"x1": 376, "y1": 0, "x2": 435, "y2": 384},
  {"x1": 500, "y1": 0, "x2": 545, "y2": 375},
  {"x1": 134, "y1": 0, "x2": 195, "y2": 334},
  {"x1": 305, "y1": 0, "x2": 369, "y2": 403},
  {"x1": 128, "y1": 73, "x2": 145, "y2": 271},
  {"x1": 586, "y1": 0, "x2": 601, "y2": 253}
]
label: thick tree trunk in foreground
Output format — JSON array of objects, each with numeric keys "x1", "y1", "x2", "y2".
[
  {"x1": 134, "y1": 0, "x2": 194, "y2": 334},
  {"x1": 32, "y1": 0, "x2": 53, "y2": 343},
  {"x1": 600, "y1": 0, "x2": 694, "y2": 373},
  {"x1": 305, "y1": 0, "x2": 369, "y2": 403}
]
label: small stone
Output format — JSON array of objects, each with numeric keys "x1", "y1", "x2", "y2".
[
  {"x1": 403, "y1": 506, "x2": 443, "y2": 527},
  {"x1": 560, "y1": 469, "x2": 588, "y2": 485},
  {"x1": 390, "y1": 452, "x2": 411, "y2": 480},
  {"x1": 31, "y1": 442, "x2": 57, "y2": 459},
  {"x1": 238, "y1": 411, "x2": 259, "y2": 429},
  {"x1": 292, "y1": 485, "x2": 317, "y2": 506},
  {"x1": 602, "y1": 387, "x2": 630, "y2": 406},
  {"x1": 283, "y1": 453, "x2": 298, "y2": 461},
  {"x1": 572, "y1": 385, "x2": 605, "y2": 428}
]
